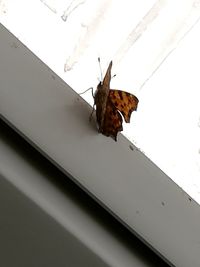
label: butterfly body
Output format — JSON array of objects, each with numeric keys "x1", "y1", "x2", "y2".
[
  {"x1": 94, "y1": 61, "x2": 112, "y2": 133},
  {"x1": 93, "y1": 61, "x2": 139, "y2": 141}
]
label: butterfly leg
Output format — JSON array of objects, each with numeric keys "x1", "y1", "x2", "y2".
[
  {"x1": 91, "y1": 87, "x2": 94, "y2": 98},
  {"x1": 79, "y1": 87, "x2": 93, "y2": 96},
  {"x1": 89, "y1": 104, "x2": 95, "y2": 121}
]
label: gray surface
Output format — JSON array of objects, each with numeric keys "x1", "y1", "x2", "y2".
[
  {"x1": 0, "y1": 176, "x2": 109, "y2": 267},
  {"x1": 0, "y1": 22, "x2": 200, "y2": 267},
  {"x1": 0, "y1": 120, "x2": 169, "y2": 267}
]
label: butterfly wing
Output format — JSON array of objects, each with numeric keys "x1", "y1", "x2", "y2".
[
  {"x1": 102, "y1": 61, "x2": 112, "y2": 89},
  {"x1": 94, "y1": 61, "x2": 113, "y2": 129},
  {"x1": 109, "y1": 90, "x2": 139, "y2": 123},
  {"x1": 99, "y1": 99, "x2": 123, "y2": 141}
]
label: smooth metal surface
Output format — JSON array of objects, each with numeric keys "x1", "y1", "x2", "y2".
[
  {"x1": 0, "y1": 23, "x2": 199, "y2": 267},
  {"x1": 0, "y1": 120, "x2": 169, "y2": 267}
]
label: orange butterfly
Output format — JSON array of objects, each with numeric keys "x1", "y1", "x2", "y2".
[{"x1": 92, "y1": 60, "x2": 139, "y2": 141}]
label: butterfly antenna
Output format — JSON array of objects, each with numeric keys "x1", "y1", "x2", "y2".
[{"x1": 98, "y1": 57, "x2": 103, "y2": 82}]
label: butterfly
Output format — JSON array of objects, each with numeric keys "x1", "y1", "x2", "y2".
[{"x1": 91, "y1": 60, "x2": 139, "y2": 141}]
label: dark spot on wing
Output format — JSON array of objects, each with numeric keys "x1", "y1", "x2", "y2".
[
  {"x1": 118, "y1": 91, "x2": 123, "y2": 100},
  {"x1": 114, "y1": 101, "x2": 118, "y2": 107}
]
